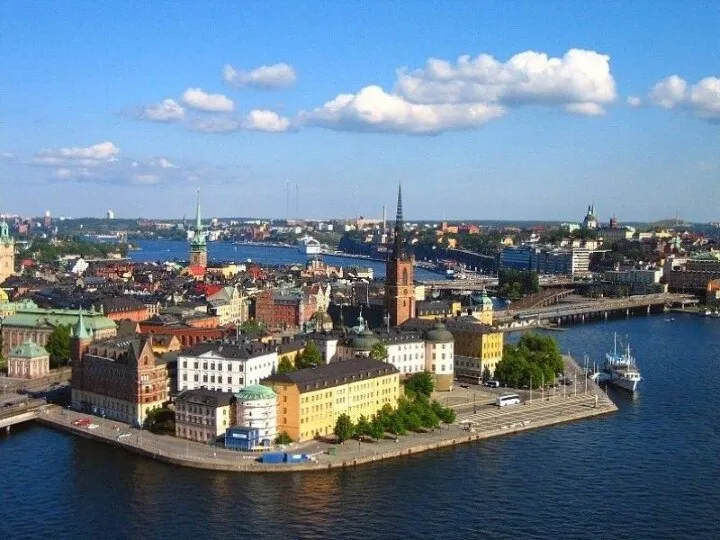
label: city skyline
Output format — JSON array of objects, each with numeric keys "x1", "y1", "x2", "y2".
[{"x1": 1, "y1": 1, "x2": 718, "y2": 221}]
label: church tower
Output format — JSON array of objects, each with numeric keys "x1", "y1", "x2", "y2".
[
  {"x1": 0, "y1": 215, "x2": 15, "y2": 284},
  {"x1": 385, "y1": 184, "x2": 415, "y2": 327},
  {"x1": 189, "y1": 188, "x2": 208, "y2": 267}
]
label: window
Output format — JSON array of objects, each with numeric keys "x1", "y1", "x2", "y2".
[
  {"x1": 194, "y1": 362, "x2": 198, "y2": 369},
  {"x1": 182, "y1": 361, "x2": 187, "y2": 368}
]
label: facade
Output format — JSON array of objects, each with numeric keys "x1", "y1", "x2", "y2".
[
  {"x1": 177, "y1": 340, "x2": 278, "y2": 394},
  {"x1": 102, "y1": 297, "x2": 150, "y2": 322},
  {"x1": 71, "y1": 325, "x2": 169, "y2": 426},
  {"x1": 263, "y1": 358, "x2": 400, "y2": 442},
  {"x1": 175, "y1": 389, "x2": 236, "y2": 442},
  {"x1": 254, "y1": 288, "x2": 317, "y2": 331},
  {"x1": 666, "y1": 256, "x2": 720, "y2": 294},
  {"x1": 7, "y1": 341, "x2": 50, "y2": 379},
  {"x1": 235, "y1": 384, "x2": 278, "y2": 444},
  {"x1": 336, "y1": 315, "x2": 455, "y2": 391},
  {"x1": 189, "y1": 189, "x2": 208, "y2": 268},
  {"x1": 385, "y1": 185, "x2": 415, "y2": 327},
  {"x1": 1, "y1": 305, "x2": 116, "y2": 357},
  {"x1": 0, "y1": 217, "x2": 14, "y2": 284},
  {"x1": 500, "y1": 245, "x2": 594, "y2": 276},
  {"x1": 207, "y1": 285, "x2": 248, "y2": 326}
]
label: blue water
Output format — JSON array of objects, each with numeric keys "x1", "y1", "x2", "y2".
[
  {"x1": 129, "y1": 239, "x2": 441, "y2": 281},
  {"x1": 1, "y1": 316, "x2": 719, "y2": 539}
]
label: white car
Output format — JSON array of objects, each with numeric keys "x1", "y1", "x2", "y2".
[{"x1": 87, "y1": 423, "x2": 100, "y2": 430}]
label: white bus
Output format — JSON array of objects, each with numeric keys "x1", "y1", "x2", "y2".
[{"x1": 496, "y1": 394, "x2": 521, "y2": 407}]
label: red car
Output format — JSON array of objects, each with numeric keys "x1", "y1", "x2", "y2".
[{"x1": 72, "y1": 417, "x2": 92, "y2": 426}]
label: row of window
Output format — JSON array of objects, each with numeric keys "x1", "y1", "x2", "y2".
[{"x1": 180, "y1": 360, "x2": 274, "y2": 372}]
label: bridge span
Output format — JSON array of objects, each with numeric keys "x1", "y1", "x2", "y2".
[
  {"x1": 0, "y1": 398, "x2": 47, "y2": 433},
  {"x1": 495, "y1": 293, "x2": 698, "y2": 327}
]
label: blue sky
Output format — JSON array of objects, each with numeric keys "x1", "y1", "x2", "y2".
[{"x1": 1, "y1": 1, "x2": 718, "y2": 222}]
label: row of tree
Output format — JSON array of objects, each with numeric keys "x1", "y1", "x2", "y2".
[
  {"x1": 494, "y1": 333, "x2": 565, "y2": 389},
  {"x1": 334, "y1": 396, "x2": 456, "y2": 443},
  {"x1": 333, "y1": 371, "x2": 456, "y2": 443},
  {"x1": 497, "y1": 268, "x2": 540, "y2": 300}
]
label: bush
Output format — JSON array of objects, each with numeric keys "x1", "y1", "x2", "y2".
[{"x1": 275, "y1": 431, "x2": 293, "y2": 445}]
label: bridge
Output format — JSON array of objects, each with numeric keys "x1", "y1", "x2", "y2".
[
  {"x1": 495, "y1": 293, "x2": 698, "y2": 327},
  {"x1": 0, "y1": 398, "x2": 47, "y2": 433}
]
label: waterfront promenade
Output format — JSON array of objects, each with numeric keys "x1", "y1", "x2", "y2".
[{"x1": 35, "y1": 359, "x2": 616, "y2": 473}]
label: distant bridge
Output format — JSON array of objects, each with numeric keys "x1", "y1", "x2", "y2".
[
  {"x1": 0, "y1": 398, "x2": 47, "y2": 432},
  {"x1": 495, "y1": 293, "x2": 698, "y2": 327}
]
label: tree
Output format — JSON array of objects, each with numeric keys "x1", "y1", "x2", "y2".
[
  {"x1": 46, "y1": 324, "x2": 72, "y2": 368},
  {"x1": 369, "y1": 342, "x2": 388, "y2": 361},
  {"x1": 494, "y1": 333, "x2": 564, "y2": 388},
  {"x1": 143, "y1": 407, "x2": 175, "y2": 434},
  {"x1": 296, "y1": 341, "x2": 323, "y2": 369},
  {"x1": 275, "y1": 431, "x2": 293, "y2": 445},
  {"x1": 368, "y1": 416, "x2": 386, "y2": 441},
  {"x1": 333, "y1": 413, "x2": 355, "y2": 443},
  {"x1": 277, "y1": 356, "x2": 295, "y2": 375},
  {"x1": 355, "y1": 415, "x2": 371, "y2": 439},
  {"x1": 404, "y1": 371, "x2": 435, "y2": 398}
]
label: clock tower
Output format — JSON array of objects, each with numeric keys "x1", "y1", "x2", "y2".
[
  {"x1": 0, "y1": 216, "x2": 14, "y2": 284},
  {"x1": 385, "y1": 184, "x2": 415, "y2": 327}
]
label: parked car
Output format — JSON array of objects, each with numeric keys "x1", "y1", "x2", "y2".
[{"x1": 485, "y1": 380, "x2": 500, "y2": 388}]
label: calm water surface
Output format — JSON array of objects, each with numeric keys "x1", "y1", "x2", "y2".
[
  {"x1": 2, "y1": 267, "x2": 719, "y2": 539},
  {"x1": 129, "y1": 239, "x2": 441, "y2": 281}
]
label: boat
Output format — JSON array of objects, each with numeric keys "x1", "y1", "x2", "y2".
[{"x1": 602, "y1": 333, "x2": 642, "y2": 392}]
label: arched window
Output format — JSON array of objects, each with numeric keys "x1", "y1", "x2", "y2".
[{"x1": 402, "y1": 268, "x2": 408, "y2": 286}]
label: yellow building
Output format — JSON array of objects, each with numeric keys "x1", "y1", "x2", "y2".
[
  {"x1": 451, "y1": 324, "x2": 504, "y2": 379},
  {"x1": 263, "y1": 358, "x2": 400, "y2": 442}
]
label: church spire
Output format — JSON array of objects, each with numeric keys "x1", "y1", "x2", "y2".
[
  {"x1": 195, "y1": 187, "x2": 202, "y2": 234},
  {"x1": 393, "y1": 184, "x2": 404, "y2": 255}
]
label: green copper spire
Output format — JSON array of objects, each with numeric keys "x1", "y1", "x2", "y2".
[
  {"x1": 191, "y1": 188, "x2": 206, "y2": 247},
  {"x1": 195, "y1": 187, "x2": 202, "y2": 233},
  {"x1": 74, "y1": 308, "x2": 92, "y2": 340}
]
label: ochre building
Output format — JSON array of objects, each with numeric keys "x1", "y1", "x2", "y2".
[{"x1": 263, "y1": 358, "x2": 400, "y2": 442}]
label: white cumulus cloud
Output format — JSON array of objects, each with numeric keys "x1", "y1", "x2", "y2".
[
  {"x1": 649, "y1": 75, "x2": 720, "y2": 121},
  {"x1": 626, "y1": 96, "x2": 642, "y2": 107},
  {"x1": 141, "y1": 98, "x2": 185, "y2": 122},
  {"x1": 301, "y1": 85, "x2": 506, "y2": 134},
  {"x1": 649, "y1": 75, "x2": 688, "y2": 108},
  {"x1": 395, "y1": 48, "x2": 617, "y2": 114},
  {"x1": 34, "y1": 141, "x2": 120, "y2": 166},
  {"x1": 151, "y1": 157, "x2": 177, "y2": 169},
  {"x1": 181, "y1": 88, "x2": 235, "y2": 112},
  {"x1": 243, "y1": 110, "x2": 291, "y2": 132},
  {"x1": 223, "y1": 63, "x2": 297, "y2": 89}
]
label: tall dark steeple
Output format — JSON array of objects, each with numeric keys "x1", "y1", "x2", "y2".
[
  {"x1": 385, "y1": 183, "x2": 415, "y2": 327},
  {"x1": 393, "y1": 183, "x2": 405, "y2": 257}
]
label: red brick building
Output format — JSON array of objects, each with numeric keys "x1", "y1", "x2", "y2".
[
  {"x1": 254, "y1": 288, "x2": 317, "y2": 331},
  {"x1": 138, "y1": 321, "x2": 227, "y2": 348},
  {"x1": 102, "y1": 297, "x2": 150, "y2": 323}
]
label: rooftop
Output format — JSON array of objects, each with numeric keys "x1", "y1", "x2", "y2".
[
  {"x1": 176, "y1": 388, "x2": 235, "y2": 408},
  {"x1": 263, "y1": 357, "x2": 398, "y2": 393}
]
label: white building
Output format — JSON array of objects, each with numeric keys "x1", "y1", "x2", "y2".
[
  {"x1": 177, "y1": 341, "x2": 278, "y2": 394},
  {"x1": 334, "y1": 318, "x2": 455, "y2": 391},
  {"x1": 234, "y1": 385, "x2": 278, "y2": 444}
]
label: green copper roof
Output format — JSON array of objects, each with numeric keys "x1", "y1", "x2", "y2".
[
  {"x1": 74, "y1": 309, "x2": 93, "y2": 339},
  {"x1": 235, "y1": 384, "x2": 277, "y2": 401},
  {"x1": 351, "y1": 329, "x2": 380, "y2": 351},
  {"x1": 9, "y1": 340, "x2": 48, "y2": 358},
  {"x1": 2, "y1": 307, "x2": 116, "y2": 331},
  {"x1": 426, "y1": 322, "x2": 454, "y2": 343}
]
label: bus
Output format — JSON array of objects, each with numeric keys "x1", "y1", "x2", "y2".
[{"x1": 495, "y1": 394, "x2": 521, "y2": 407}]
